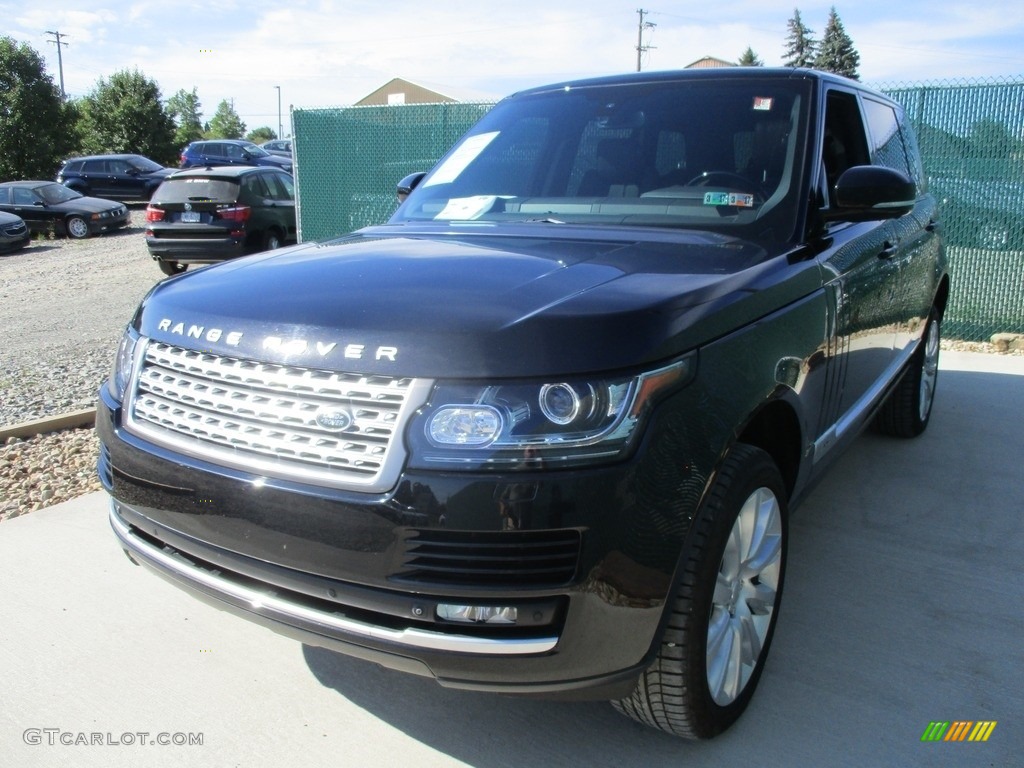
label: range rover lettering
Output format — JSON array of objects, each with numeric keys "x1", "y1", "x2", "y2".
[{"x1": 98, "y1": 69, "x2": 948, "y2": 740}]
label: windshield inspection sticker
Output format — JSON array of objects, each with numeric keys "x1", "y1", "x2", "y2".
[
  {"x1": 753, "y1": 96, "x2": 773, "y2": 111},
  {"x1": 704, "y1": 192, "x2": 755, "y2": 207}
]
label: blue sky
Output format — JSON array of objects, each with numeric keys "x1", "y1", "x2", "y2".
[{"x1": 4, "y1": 0, "x2": 1024, "y2": 137}]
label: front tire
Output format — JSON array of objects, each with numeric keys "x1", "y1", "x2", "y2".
[
  {"x1": 613, "y1": 444, "x2": 788, "y2": 740},
  {"x1": 66, "y1": 215, "x2": 90, "y2": 239},
  {"x1": 874, "y1": 308, "x2": 940, "y2": 438}
]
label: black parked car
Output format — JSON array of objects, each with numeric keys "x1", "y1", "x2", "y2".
[
  {"x1": 56, "y1": 154, "x2": 175, "y2": 201},
  {"x1": 100, "y1": 68, "x2": 947, "y2": 740},
  {"x1": 180, "y1": 140, "x2": 292, "y2": 173},
  {"x1": 0, "y1": 181, "x2": 130, "y2": 239},
  {"x1": 0, "y1": 210, "x2": 31, "y2": 254},
  {"x1": 144, "y1": 166, "x2": 296, "y2": 276}
]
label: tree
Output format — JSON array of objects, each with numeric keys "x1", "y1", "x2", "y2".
[
  {"x1": 782, "y1": 9, "x2": 816, "y2": 68},
  {"x1": 738, "y1": 47, "x2": 764, "y2": 66},
  {"x1": 246, "y1": 126, "x2": 277, "y2": 144},
  {"x1": 167, "y1": 87, "x2": 204, "y2": 150},
  {"x1": 814, "y1": 7, "x2": 860, "y2": 79},
  {"x1": 0, "y1": 37, "x2": 78, "y2": 180},
  {"x1": 206, "y1": 100, "x2": 246, "y2": 139},
  {"x1": 78, "y1": 69, "x2": 177, "y2": 163}
]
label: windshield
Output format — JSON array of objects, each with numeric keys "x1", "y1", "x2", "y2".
[
  {"x1": 129, "y1": 156, "x2": 163, "y2": 172},
  {"x1": 37, "y1": 183, "x2": 82, "y2": 203},
  {"x1": 243, "y1": 144, "x2": 270, "y2": 158},
  {"x1": 392, "y1": 77, "x2": 811, "y2": 243}
]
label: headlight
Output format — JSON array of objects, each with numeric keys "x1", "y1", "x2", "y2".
[
  {"x1": 407, "y1": 357, "x2": 693, "y2": 470},
  {"x1": 107, "y1": 326, "x2": 141, "y2": 402}
]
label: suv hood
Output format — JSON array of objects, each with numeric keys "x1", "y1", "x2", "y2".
[{"x1": 137, "y1": 224, "x2": 816, "y2": 377}]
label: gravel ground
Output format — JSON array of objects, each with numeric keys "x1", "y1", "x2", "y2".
[
  {"x1": 0, "y1": 221, "x2": 1021, "y2": 522},
  {"x1": 0, "y1": 208, "x2": 162, "y2": 521}
]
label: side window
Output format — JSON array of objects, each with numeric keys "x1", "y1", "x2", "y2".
[
  {"x1": 243, "y1": 175, "x2": 270, "y2": 199},
  {"x1": 862, "y1": 98, "x2": 912, "y2": 178},
  {"x1": 108, "y1": 160, "x2": 131, "y2": 175},
  {"x1": 898, "y1": 117, "x2": 926, "y2": 191},
  {"x1": 13, "y1": 188, "x2": 36, "y2": 205},
  {"x1": 822, "y1": 91, "x2": 871, "y2": 205},
  {"x1": 83, "y1": 160, "x2": 105, "y2": 173},
  {"x1": 264, "y1": 172, "x2": 294, "y2": 201}
]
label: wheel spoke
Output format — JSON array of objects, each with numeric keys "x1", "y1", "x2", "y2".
[{"x1": 707, "y1": 484, "x2": 784, "y2": 707}]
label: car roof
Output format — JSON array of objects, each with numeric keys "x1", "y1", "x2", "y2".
[
  {"x1": 189, "y1": 139, "x2": 257, "y2": 146},
  {"x1": 0, "y1": 180, "x2": 59, "y2": 188},
  {"x1": 512, "y1": 66, "x2": 880, "y2": 98},
  {"x1": 63, "y1": 154, "x2": 150, "y2": 162},
  {"x1": 166, "y1": 166, "x2": 276, "y2": 179}
]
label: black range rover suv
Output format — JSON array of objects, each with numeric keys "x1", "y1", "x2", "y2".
[{"x1": 98, "y1": 68, "x2": 948, "y2": 740}]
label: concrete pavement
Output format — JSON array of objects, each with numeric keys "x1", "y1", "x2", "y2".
[{"x1": 0, "y1": 351, "x2": 1021, "y2": 767}]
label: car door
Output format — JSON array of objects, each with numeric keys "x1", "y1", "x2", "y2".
[
  {"x1": 861, "y1": 97, "x2": 942, "y2": 357},
  {"x1": 263, "y1": 171, "x2": 296, "y2": 239},
  {"x1": 75, "y1": 159, "x2": 107, "y2": 196},
  {"x1": 8, "y1": 186, "x2": 53, "y2": 233},
  {"x1": 814, "y1": 88, "x2": 902, "y2": 438},
  {"x1": 106, "y1": 158, "x2": 142, "y2": 199}
]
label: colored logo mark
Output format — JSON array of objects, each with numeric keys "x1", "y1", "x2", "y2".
[{"x1": 921, "y1": 721, "x2": 997, "y2": 742}]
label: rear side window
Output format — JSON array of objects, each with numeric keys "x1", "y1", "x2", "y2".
[
  {"x1": 264, "y1": 172, "x2": 294, "y2": 201},
  {"x1": 154, "y1": 178, "x2": 240, "y2": 204},
  {"x1": 862, "y1": 98, "x2": 912, "y2": 179}
]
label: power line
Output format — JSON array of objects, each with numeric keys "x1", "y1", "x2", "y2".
[{"x1": 45, "y1": 30, "x2": 69, "y2": 99}]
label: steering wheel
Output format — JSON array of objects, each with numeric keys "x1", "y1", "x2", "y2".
[{"x1": 685, "y1": 171, "x2": 755, "y2": 190}]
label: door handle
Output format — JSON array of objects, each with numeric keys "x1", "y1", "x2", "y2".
[{"x1": 878, "y1": 241, "x2": 898, "y2": 259}]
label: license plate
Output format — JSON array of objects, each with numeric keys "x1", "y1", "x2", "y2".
[{"x1": 180, "y1": 211, "x2": 201, "y2": 223}]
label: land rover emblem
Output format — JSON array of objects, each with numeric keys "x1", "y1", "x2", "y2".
[
  {"x1": 184, "y1": 202, "x2": 192, "y2": 211},
  {"x1": 315, "y1": 406, "x2": 354, "y2": 432}
]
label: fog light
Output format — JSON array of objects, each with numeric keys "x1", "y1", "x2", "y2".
[{"x1": 436, "y1": 604, "x2": 518, "y2": 624}]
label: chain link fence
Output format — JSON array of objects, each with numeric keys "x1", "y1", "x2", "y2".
[{"x1": 292, "y1": 76, "x2": 1023, "y2": 340}]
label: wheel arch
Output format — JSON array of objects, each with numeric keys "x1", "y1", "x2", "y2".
[{"x1": 735, "y1": 398, "x2": 803, "y2": 499}]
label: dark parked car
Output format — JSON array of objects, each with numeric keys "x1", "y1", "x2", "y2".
[
  {"x1": 0, "y1": 181, "x2": 130, "y2": 239},
  {"x1": 56, "y1": 154, "x2": 175, "y2": 201},
  {"x1": 180, "y1": 140, "x2": 292, "y2": 173},
  {"x1": 99, "y1": 69, "x2": 947, "y2": 740},
  {"x1": 144, "y1": 165, "x2": 296, "y2": 276},
  {"x1": 0, "y1": 210, "x2": 31, "y2": 254},
  {"x1": 260, "y1": 139, "x2": 292, "y2": 156}
]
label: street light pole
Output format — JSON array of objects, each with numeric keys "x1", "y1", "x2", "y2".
[{"x1": 274, "y1": 85, "x2": 282, "y2": 139}]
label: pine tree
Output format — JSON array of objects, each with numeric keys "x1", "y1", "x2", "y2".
[
  {"x1": 738, "y1": 46, "x2": 764, "y2": 66},
  {"x1": 782, "y1": 9, "x2": 816, "y2": 68},
  {"x1": 815, "y1": 6, "x2": 860, "y2": 79},
  {"x1": 207, "y1": 100, "x2": 246, "y2": 139}
]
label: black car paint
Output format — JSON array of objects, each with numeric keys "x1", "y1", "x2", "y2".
[
  {"x1": 0, "y1": 181, "x2": 130, "y2": 238},
  {"x1": 98, "y1": 69, "x2": 948, "y2": 710},
  {"x1": 57, "y1": 154, "x2": 175, "y2": 201}
]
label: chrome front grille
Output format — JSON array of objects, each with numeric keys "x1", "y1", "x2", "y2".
[{"x1": 125, "y1": 341, "x2": 432, "y2": 492}]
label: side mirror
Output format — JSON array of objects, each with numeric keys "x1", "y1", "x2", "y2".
[
  {"x1": 826, "y1": 165, "x2": 915, "y2": 221},
  {"x1": 126, "y1": 168, "x2": 140, "y2": 176},
  {"x1": 396, "y1": 172, "x2": 426, "y2": 203}
]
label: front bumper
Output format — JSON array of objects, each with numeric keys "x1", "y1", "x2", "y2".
[{"x1": 97, "y1": 381, "x2": 705, "y2": 696}]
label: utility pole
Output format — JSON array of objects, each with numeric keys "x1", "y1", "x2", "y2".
[
  {"x1": 636, "y1": 9, "x2": 656, "y2": 72},
  {"x1": 274, "y1": 85, "x2": 282, "y2": 139},
  {"x1": 45, "y1": 30, "x2": 68, "y2": 99}
]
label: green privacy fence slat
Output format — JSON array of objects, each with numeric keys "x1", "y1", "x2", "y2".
[
  {"x1": 292, "y1": 102, "x2": 494, "y2": 243},
  {"x1": 293, "y1": 77, "x2": 1024, "y2": 340}
]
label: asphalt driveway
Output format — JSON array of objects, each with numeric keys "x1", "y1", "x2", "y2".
[{"x1": 0, "y1": 351, "x2": 1020, "y2": 767}]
